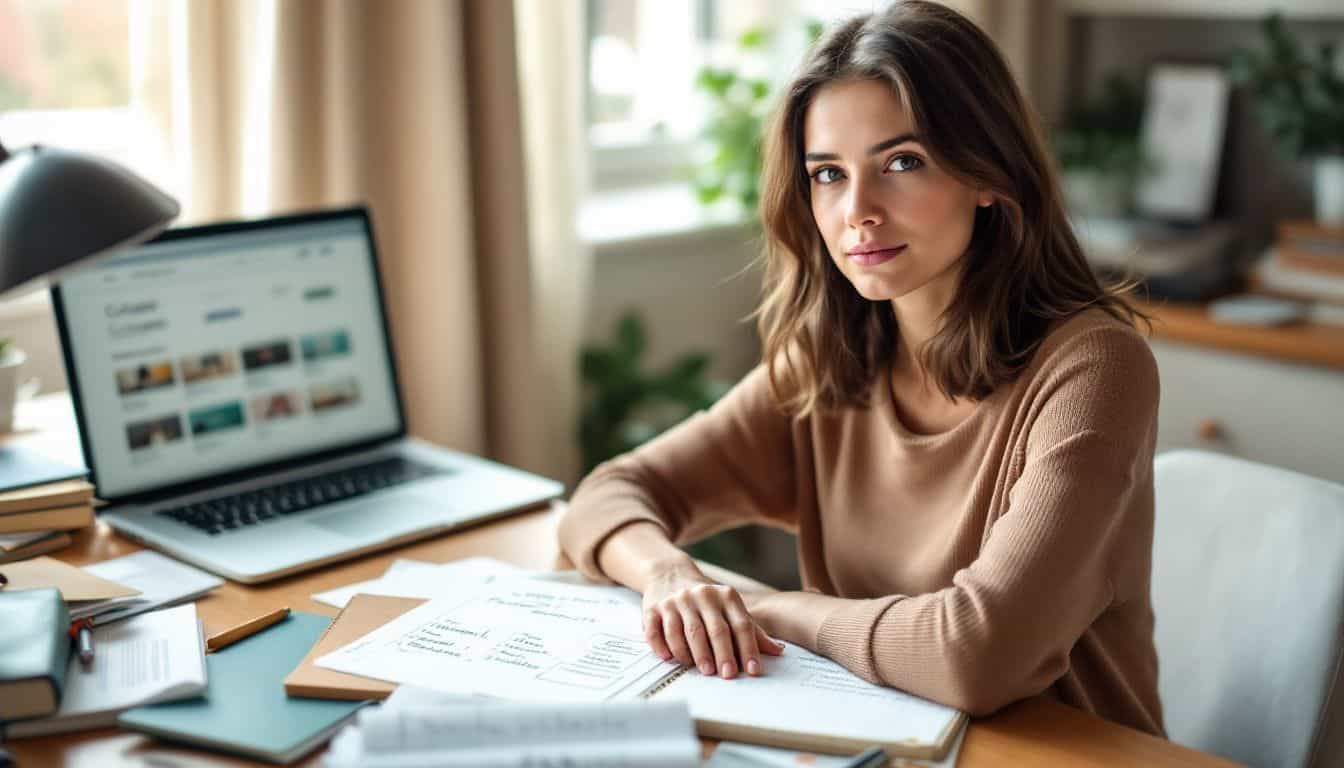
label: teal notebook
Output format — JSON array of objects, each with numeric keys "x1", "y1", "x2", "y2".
[{"x1": 118, "y1": 611, "x2": 364, "y2": 765}]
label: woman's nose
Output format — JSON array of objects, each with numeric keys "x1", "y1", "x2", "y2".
[{"x1": 844, "y1": 177, "x2": 884, "y2": 229}]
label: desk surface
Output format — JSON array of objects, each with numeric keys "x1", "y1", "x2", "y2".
[
  {"x1": 1135, "y1": 296, "x2": 1344, "y2": 370},
  {"x1": 6, "y1": 395, "x2": 1238, "y2": 768}
]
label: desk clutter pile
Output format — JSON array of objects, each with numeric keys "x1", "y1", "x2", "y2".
[
  {"x1": 1252, "y1": 219, "x2": 1344, "y2": 309},
  {"x1": 0, "y1": 554, "x2": 968, "y2": 767}
]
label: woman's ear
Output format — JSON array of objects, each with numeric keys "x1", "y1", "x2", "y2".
[{"x1": 977, "y1": 192, "x2": 994, "y2": 208}]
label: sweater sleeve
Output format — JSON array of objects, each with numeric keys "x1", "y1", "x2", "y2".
[
  {"x1": 814, "y1": 327, "x2": 1159, "y2": 716},
  {"x1": 558, "y1": 365, "x2": 804, "y2": 582}
]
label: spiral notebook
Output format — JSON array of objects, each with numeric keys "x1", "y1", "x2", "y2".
[{"x1": 307, "y1": 580, "x2": 966, "y2": 761}]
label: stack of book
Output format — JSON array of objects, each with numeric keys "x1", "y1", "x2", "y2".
[
  {"x1": 0, "y1": 479, "x2": 95, "y2": 563},
  {"x1": 1251, "y1": 220, "x2": 1344, "y2": 305}
]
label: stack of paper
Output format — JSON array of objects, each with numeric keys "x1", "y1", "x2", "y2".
[
  {"x1": 325, "y1": 685, "x2": 700, "y2": 768},
  {"x1": 5, "y1": 603, "x2": 208, "y2": 737},
  {"x1": 0, "y1": 556, "x2": 146, "y2": 620},
  {"x1": 83, "y1": 551, "x2": 224, "y2": 625}
]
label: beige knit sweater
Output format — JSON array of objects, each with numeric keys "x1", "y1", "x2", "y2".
[{"x1": 559, "y1": 309, "x2": 1164, "y2": 735}]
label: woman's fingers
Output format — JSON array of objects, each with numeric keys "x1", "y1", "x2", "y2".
[
  {"x1": 643, "y1": 610, "x2": 672, "y2": 662},
  {"x1": 660, "y1": 609, "x2": 694, "y2": 668},
  {"x1": 724, "y1": 600, "x2": 761, "y2": 676},
  {"x1": 693, "y1": 588, "x2": 741, "y2": 678},
  {"x1": 756, "y1": 625, "x2": 785, "y2": 656},
  {"x1": 647, "y1": 583, "x2": 781, "y2": 678},
  {"x1": 675, "y1": 600, "x2": 718, "y2": 676}
]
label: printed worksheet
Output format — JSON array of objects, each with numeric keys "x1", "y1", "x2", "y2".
[{"x1": 315, "y1": 577, "x2": 678, "y2": 703}]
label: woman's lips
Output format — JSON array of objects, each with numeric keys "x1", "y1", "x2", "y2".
[{"x1": 847, "y1": 245, "x2": 906, "y2": 266}]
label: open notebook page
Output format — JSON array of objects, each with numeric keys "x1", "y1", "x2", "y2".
[{"x1": 650, "y1": 642, "x2": 963, "y2": 758}]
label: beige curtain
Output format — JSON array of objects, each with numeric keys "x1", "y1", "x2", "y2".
[
  {"x1": 514, "y1": 0, "x2": 592, "y2": 487},
  {"x1": 131, "y1": 0, "x2": 559, "y2": 477}
]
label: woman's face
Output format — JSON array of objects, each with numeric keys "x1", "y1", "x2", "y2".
[{"x1": 803, "y1": 78, "x2": 990, "y2": 307}]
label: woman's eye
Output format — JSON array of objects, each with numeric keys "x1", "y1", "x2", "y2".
[
  {"x1": 888, "y1": 154, "x2": 923, "y2": 172},
  {"x1": 810, "y1": 166, "x2": 842, "y2": 184}
]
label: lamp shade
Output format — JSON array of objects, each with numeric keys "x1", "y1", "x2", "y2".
[{"x1": 0, "y1": 142, "x2": 180, "y2": 297}]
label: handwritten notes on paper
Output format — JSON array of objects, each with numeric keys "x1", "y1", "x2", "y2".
[{"x1": 315, "y1": 578, "x2": 678, "y2": 703}]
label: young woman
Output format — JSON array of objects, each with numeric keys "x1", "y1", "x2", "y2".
[{"x1": 559, "y1": 0, "x2": 1162, "y2": 735}]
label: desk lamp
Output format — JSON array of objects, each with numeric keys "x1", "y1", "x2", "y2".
[{"x1": 0, "y1": 135, "x2": 180, "y2": 483}]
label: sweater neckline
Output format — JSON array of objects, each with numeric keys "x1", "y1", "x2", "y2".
[{"x1": 878, "y1": 364, "x2": 1000, "y2": 445}]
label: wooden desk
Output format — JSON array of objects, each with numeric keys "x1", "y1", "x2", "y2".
[
  {"x1": 1134, "y1": 296, "x2": 1344, "y2": 370},
  {"x1": 6, "y1": 395, "x2": 1238, "y2": 768}
]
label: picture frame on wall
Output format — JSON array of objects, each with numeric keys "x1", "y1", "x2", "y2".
[{"x1": 1134, "y1": 63, "x2": 1230, "y2": 223}]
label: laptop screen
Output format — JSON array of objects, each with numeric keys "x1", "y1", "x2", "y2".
[{"x1": 54, "y1": 211, "x2": 404, "y2": 499}]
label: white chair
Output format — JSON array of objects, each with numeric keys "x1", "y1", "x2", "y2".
[{"x1": 1152, "y1": 450, "x2": 1344, "y2": 768}]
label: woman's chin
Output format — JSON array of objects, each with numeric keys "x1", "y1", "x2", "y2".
[{"x1": 848, "y1": 277, "x2": 906, "y2": 303}]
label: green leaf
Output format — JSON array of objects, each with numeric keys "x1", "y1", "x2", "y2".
[
  {"x1": 738, "y1": 27, "x2": 767, "y2": 49},
  {"x1": 695, "y1": 183, "x2": 724, "y2": 204},
  {"x1": 669, "y1": 354, "x2": 710, "y2": 384},
  {"x1": 616, "y1": 311, "x2": 646, "y2": 361}
]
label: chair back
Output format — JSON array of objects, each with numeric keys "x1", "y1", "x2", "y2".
[{"x1": 1153, "y1": 450, "x2": 1344, "y2": 768}]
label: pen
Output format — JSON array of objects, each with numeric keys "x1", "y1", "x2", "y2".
[
  {"x1": 69, "y1": 618, "x2": 95, "y2": 668},
  {"x1": 206, "y1": 606, "x2": 290, "y2": 653},
  {"x1": 839, "y1": 746, "x2": 887, "y2": 768}
]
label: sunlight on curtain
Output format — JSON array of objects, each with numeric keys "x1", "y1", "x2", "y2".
[{"x1": 515, "y1": 0, "x2": 593, "y2": 486}]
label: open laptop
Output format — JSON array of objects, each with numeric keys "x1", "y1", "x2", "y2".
[{"x1": 51, "y1": 207, "x2": 563, "y2": 583}]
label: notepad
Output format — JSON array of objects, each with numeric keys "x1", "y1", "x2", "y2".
[
  {"x1": 4, "y1": 603, "x2": 207, "y2": 738},
  {"x1": 119, "y1": 611, "x2": 364, "y2": 765},
  {"x1": 314, "y1": 577, "x2": 966, "y2": 760}
]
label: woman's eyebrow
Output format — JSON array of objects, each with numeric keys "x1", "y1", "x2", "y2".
[{"x1": 804, "y1": 133, "x2": 921, "y2": 162}]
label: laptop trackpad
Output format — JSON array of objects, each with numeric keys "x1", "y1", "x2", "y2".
[{"x1": 309, "y1": 499, "x2": 434, "y2": 539}]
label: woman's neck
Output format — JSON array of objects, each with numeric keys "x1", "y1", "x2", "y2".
[{"x1": 889, "y1": 281, "x2": 953, "y2": 381}]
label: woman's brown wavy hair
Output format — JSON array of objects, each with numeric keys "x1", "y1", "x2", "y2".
[{"x1": 755, "y1": 0, "x2": 1146, "y2": 416}]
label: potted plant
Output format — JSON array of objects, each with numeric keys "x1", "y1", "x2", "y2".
[
  {"x1": 1228, "y1": 13, "x2": 1344, "y2": 225},
  {"x1": 579, "y1": 310, "x2": 743, "y2": 567},
  {"x1": 1054, "y1": 75, "x2": 1146, "y2": 218},
  {"x1": 579, "y1": 310, "x2": 727, "y2": 475},
  {"x1": 693, "y1": 22, "x2": 824, "y2": 215}
]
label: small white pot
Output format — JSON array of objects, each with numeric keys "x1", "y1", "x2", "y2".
[
  {"x1": 0, "y1": 348, "x2": 40, "y2": 434},
  {"x1": 1062, "y1": 169, "x2": 1131, "y2": 219},
  {"x1": 1314, "y1": 155, "x2": 1344, "y2": 226}
]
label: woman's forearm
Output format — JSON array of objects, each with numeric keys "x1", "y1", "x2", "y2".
[{"x1": 595, "y1": 520, "x2": 698, "y2": 592}]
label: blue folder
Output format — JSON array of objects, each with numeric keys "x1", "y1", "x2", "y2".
[{"x1": 119, "y1": 611, "x2": 364, "y2": 765}]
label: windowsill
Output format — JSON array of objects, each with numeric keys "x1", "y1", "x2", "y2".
[
  {"x1": 0, "y1": 289, "x2": 53, "y2": 321},
  {"x1": 579, "y1": 183, "x2": 755, "y2": 250}
]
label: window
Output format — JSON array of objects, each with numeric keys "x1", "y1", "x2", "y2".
[
  {"x1": 0, "y1": 0, "x2": 168, "y2": 193},
  {"x1": 585, "y1": 0, "x2": 887, "y2": 192}
]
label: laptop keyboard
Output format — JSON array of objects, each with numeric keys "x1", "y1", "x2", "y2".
[{"x1": 158, "y1": 457, "x2": 449, "y2": 536}]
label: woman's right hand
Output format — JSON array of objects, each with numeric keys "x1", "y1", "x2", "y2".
[{"x1": 641, "y1": 560, "x2": 785, "y2": 679}]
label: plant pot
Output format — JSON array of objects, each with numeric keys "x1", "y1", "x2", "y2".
[
  {"x1": 1315, "y1": 155, "x2": 1344, "y2": 226},
  {"x1": 0, "y1": 347, "x2": 39, "y2": 434}
]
